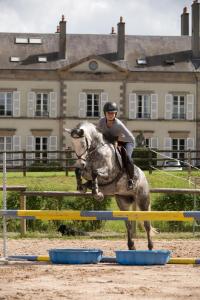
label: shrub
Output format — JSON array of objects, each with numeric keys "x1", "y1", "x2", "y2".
[
  {"x1": 152, "y1": 193, "x2": 200, "y2": 231},
  {"x1": 3, "y1": 189, "x2": 112, "y2": 233},
  {"x1": 134, "y1": 148, "x2": 157, "y2": 170}
]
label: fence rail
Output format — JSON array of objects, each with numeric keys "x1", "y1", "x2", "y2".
[{"x1": 0, "y1": 149, "x2": 199, "y2": 176}]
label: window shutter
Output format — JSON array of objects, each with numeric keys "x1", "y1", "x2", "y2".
[
  {"x1": 48, "y1": 136, "x2": 57, "y2": 159},
  {"x1": 49, "y1": 92, "x2": 57, "y2": 118},
  {"x1": 79, "y1": 92, "x2": 87, "y2": 118},
  {"x1": 187, "y1": 137, "x2": 195, "y2": 166},
  {"x1": 27, "y1": 92, "x2": 36, "y2": 117},
  {"x1": 165, "y1": 94, "x2": 172, "y2": 119},
  {"x1": 187, "y1": 138, "x2": 194, "y2": 150},
  {"x1": 164, "y1": 137, "x2": 172, "y2": 158},
  {"x1": 129, "y1": 93, "x2": 136, "y2": 119},
  {"x1": 186, "y1": 94, "x2": 194, "y2": 120},
  {"x1": 100, "y1": 93, "x2": 108, "y2": 117},
  {"x1": 13, "y1": 135, "x2": 21, "y2": 166},
  {"x1": 150, "y1": 94, "x2": 158, "y2": 119},
  {"x1": 151, "y1": 137, "x2": 158, "y2": 149},
  {"x1": 26, "y1": 136, "x2": 35, "y2": 165},
  {"x1": 13, "y1": 91, "x2": 20, "y2": 117}
]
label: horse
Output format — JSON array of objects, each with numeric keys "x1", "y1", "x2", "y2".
[{"x1": 65, "y1": 121, "x2": 153, "y2": 250}]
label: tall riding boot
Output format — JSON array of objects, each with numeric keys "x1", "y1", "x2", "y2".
[
  {"x1": 126, "y1": 158, "x2": 137, "y2": 190},
  {"x1": 121, "y1": 146, "x2": 137, "y2": 190}
]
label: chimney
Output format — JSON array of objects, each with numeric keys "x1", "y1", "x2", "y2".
[
  {"x1": 59, "y1": 15, "x2": 66, "y2": 59},
  {"x1": 110, "y1": 27, "x2": 116, "y2": 34},
  {"x1": 192, "y1": 0, "x2": 200, "y2": 57},
  {"x1": 117, "y1": 16, "x2": 125, "y2": 60},
  {"x1": 181, "y1": 7, "x2": 189, "y2": 35}
]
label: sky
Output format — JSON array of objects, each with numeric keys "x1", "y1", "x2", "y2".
[{"x1": 0, "y1": 0, "x2": 195, "y2": 36}]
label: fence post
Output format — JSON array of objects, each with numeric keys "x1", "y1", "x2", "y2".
[
  {"x1": 19, "y1": 192, "x2": 26, "y2": 236},
  {"x1": 65, "y1": 149, "x2": 69, "y2": 176},
  {"x1": 23, "y1": 150, "x2": 26, "y2": 177},
  {"x1": 148, "y1": 148, "x2": 152, "y2": 174},
  {"x1": 188, "y1": 149, "x2": 192, "y2": 179}
]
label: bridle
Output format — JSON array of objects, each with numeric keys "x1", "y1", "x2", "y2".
[{"x1": 72, "y1": 136, "x2": 90, "y2": 161}]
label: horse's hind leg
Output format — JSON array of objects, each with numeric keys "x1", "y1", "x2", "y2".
[
  {"x1": 115, "y1": 195, "x2": 136, "y2": 250},
  {"x1": 144, "y1": 221, "x2": 153, "y2": 250},
  {"x1": 137, "y1": 192, "x2": 153, "y2": 250}
]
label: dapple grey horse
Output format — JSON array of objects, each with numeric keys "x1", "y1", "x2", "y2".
[{"x1": 65, "y1": 121, "x2": 153, "y2": 250}]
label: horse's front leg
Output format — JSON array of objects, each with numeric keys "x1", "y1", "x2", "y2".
[
  {"x1": 75, "y1": 168, "x2": 86, "y2": 192},
  {"x1": 91, "y1": 170, "x2": 104, "y2": 201}
]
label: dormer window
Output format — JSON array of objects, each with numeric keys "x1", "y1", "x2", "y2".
[
  {"x1": 38, "y1": 57, "x2": 47, "y2": 63},
  {"x1": 15, "y1": 37, "x2": 28, "y2": 44},
  {"x1": 136, "y1": 58, "x2": 147, "y2": 66},
  {"x1": 165, "y1": 58, "x2": 175, "y2": 65},
  {"x1": 29, "y1": 38, "x2": 42, "y2": 44},
  {"x1": 10, "y1": 57, "x2": 20, "y2": 62}
]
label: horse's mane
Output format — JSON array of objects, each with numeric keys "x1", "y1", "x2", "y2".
[{"x1": 76, "y1": 121, "x2": 104, "y2": 146}]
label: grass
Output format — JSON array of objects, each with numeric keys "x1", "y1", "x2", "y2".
[{"x1": 1, "y1": 169, "x2": 200, "y2": 238}]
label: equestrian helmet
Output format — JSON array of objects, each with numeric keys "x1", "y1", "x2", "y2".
[{"x1": 103, "y1": 102, "x2": 118, "y2": 114}]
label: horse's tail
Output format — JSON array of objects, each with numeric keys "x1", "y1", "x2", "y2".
[
  {"x1": 150, "y1": 226, "x2": 160, "y2": 236},
  {"x1": 137, "y1": 222, "x2": 160, "y2": 236}
]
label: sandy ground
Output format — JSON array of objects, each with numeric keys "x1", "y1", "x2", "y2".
[{"x1": 0, "y1": 238, "x2": 200, "y2": 300}]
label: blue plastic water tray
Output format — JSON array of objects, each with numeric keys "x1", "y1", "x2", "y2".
[
  {"x1": 115, "y1": 250, "x2": 171, "y2": 265},
  {"x1": 49, "y1": 248, "x2": 103, "y2": 264}
]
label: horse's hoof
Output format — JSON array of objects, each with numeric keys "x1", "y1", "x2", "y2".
[
  {"x1": 94, "y1": 192, "x2": 104, "y2": 201},
  {"x1": 148, "y1": 241, "x2": 153, "y2": 250}
]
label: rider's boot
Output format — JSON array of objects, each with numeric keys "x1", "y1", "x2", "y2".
[{"x1": 126, "y1": 160, "x2": 137, "y2": 190}]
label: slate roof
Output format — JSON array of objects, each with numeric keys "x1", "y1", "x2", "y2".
[{"x1": 0, "y1": 31, "x2": 197, "y2": 72}]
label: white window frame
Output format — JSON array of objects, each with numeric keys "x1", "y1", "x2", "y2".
[
  {"x1": 0, "y1": 92, "x2": 13, "y2": 116},
  {"x1": 172, "y1": 95, "x2": 186, "y2": 120},
  {"x1": 35, "y1": 136, "x2": 48, "y2": 163},
  {"x1": 0, "y1": 136, "x2": 12, "y2": 165},
  {"x1": 172, "y1": 138, "x2": 186, "y2": 161},
  {"x1": 137, "y1": 94, "x2": 151, "y2": 119},
  {"x1": 35, "y1": 93, "x2": 49, "y2": 117},
  {"x1": 86, "y1": 92, "x2": 100, "y2": 117}
]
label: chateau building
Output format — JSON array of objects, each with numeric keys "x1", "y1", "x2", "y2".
[{"x1": 0, "y1": 1, "x2": 200, "y2": 165}]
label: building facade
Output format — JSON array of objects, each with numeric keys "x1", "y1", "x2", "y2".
[{"x1": 0, "y1": 2, "x2": 200, "y2": 166}]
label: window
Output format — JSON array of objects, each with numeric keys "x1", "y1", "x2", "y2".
[
  {"x1": 38, "y1": 57, "x2": 47, "y2": 62},
  {"x1": 29, "y1": 38, "x2": 42, "y2": 44},
  {"x1": 15, "y1": 37, "x2": 28, "y2": 44},
  {"x1": 35, "y1": 137, "x2": 48, "y2": 163},
  {"x1": 172, "y1": 138, "x2": 185, "y2": 162},
  {"x1": 10, "y1": 57, "x2": 20, "y2": 62},
  {"x1": 0, "y1": 92, "x2": 12, "y2": 116},
  {"x1": 145, "y1": 138, "x2": 150, "y2": 147},
  {"x1": 137, "y1": 94, "x2": 151, "y2": 119},
  {"x1": 172, "y1": 95, "x2": 185, "y2": 119},
  {"x1": 136, "y1": 58, "x2": 147, "y2": 65},
  {"x1": 86, "y1": 93, "x2": 100, "y2": 117},
  {"x1": 0, "y1": 136, "x2": 12, "y2": 165},
  {"x1": 35, "y1": 93, "x2": 49, "y2": 117}
]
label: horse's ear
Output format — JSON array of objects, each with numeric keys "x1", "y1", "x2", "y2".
[{"x1": 64, "y1": 128, "x2": 72, "y2": 134}]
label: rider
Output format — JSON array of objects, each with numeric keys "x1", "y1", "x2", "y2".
[{"x1": 97, "y1": 102, "x2": 136, "y2": 190}]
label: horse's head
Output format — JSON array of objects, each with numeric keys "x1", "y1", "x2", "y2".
[{"x1": 65, "y1": 123, "x2": 94, "y2": 168}]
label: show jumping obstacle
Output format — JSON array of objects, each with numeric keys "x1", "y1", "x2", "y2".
[{"x1": 1, "y1": 209, "x2": 200, "y2": 221}]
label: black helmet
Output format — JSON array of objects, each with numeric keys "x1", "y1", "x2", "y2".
[{"x1": 103, "y1": 102, "x2": 118, "y2": 114}]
